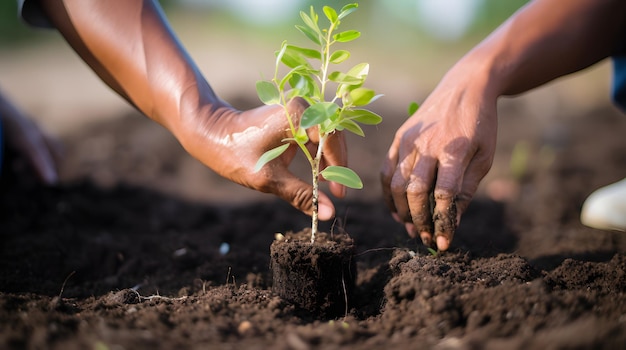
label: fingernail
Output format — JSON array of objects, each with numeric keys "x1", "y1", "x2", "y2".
[
  {"x1": 318, "y1": 203, "x2": 334, "y2": 221},
  {"x1": 436, "y1": 236, "x2": 450, "y2": 251},
  {"x1": 404, "y1": 222, "x2": 416, "y2": 238},
  {"x1": 420, "y1": 233, "x2": 432, "y2": 246},
  {"x1": 392, "y1": 213, "x2": 402, "y2": 223}
]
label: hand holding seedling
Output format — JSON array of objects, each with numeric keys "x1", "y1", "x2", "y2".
[
  {"x1": 35, "y1": 0, "x2": 349, "y2": 218},
  {"x1": 184, "y1": 98, "x2": 347, "y2": 221},
  {"x1": 255, "y1": 3, "x2": 382, "y2": 241}
]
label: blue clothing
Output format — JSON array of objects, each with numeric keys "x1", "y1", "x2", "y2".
[
  {"x1": 612, "y1": 56, "x2": 626, "y2": 112},
  {"x1": 0, "y1": 118, "x2": 3, "y2": 176},
  {"x1": 18, "y1": 0, "x2": 52, "y2": 28}
]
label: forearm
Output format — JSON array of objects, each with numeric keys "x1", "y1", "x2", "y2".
[
  {"x1": 38, "y1": 0, "x2": 226, "y2": 136},
  {"x1": 454, "y1": 0, "x2": 626, "y2": 98}
]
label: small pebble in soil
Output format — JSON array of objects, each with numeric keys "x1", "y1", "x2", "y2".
[
  {"x1": 237, "y1": 320, "x2": 253, "y2": 336},
  {"x1": 105, "y1": 289, "x2": 141, "y2": 305},
  {"x1": 173, "y1": 248, "x2": 187, "y2": 257},
  {"x1": 219, "y1": 242, "x2": 230, "y2": 255}
]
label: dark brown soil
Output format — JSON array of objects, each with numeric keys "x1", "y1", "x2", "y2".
[
  {"x1": 270, "y1": 229, "x2": 356, "y2": 319},
  {"x1": 1, "y1": 103, "x2": 626, "y2": 349}
]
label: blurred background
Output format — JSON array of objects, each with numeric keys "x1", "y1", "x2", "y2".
[{"x1": 0, "y1": 0, "x2": 616, "y2": 205}]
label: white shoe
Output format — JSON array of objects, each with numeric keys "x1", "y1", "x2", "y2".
[{"x1": 580, "y1": 178, "x2": 626, "y2": 232}]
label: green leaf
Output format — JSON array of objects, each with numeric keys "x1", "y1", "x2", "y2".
[
  {"x1": 293, "y1": 127, "x2": 309, "y2": 145},
  {"x1": 254, "y1": 143, "x2": 289, "y2": 172},
  {"x1": 300, "y1": 10, "x2": 318, "y2": 31},
  {"x1": 350, "y1": 109, "x2": 383, "y2": 125},
  {"x1": 336, "y1": 83, "x2": 352, "y2": 99},
  {"x1": 275, "y1": 41, "x2": 288, "y2": 70},
  {"x1": 337, "y1": 63, "x2": 369, "y2": 97},
  {"x1": 286, "y1": 45, "x2": 321, "y2": 60},
  {"x1": 281, "y1": 49, "x2": 310, "y2": 69},
  {"x1": 285, "y1": 89, "x2": 300, "y2": 100},
  {"x1": 370, "y1": 94, "x2": 384, "y2": 104},
  {"x1": 339, "y1": 119, "x2": 364, "y2": 136},
  {"x1": 309, "y1": 5, "x2": 319, "y2": 25},
  {"x1": 343, "y1": 109, "x2": 383, "y2": 125},
  {"x1": 301, "y1": 102, "x2": 338, "y2": 129},
  {"x1": 278, "y1": 71, "x2": 294, "y2": 91},
  {"x1": 338, "y1": 3, "x2": 358, "y2": 20},
  {"x1": 279, "y1": 65, "x2": 314, "y2": 91},
  {"x1": 346, "y1": 62, "x2": 369, "y2": 79},
  {"x1": 319, "y1": 118, "x2": 336, "y2": 134},
  {"x1": 321, "y1": 165, "x2": 363, "y2": 189},
  {"x1": 298, "y1": 10, "x2": 322, "y2": 45},
  {"x1": 323, "y1": 6, "x2": 338, "y2": 24},
  {"x1": 329, "y1": 71, "x2": 362, "y2": 85},
  {"x1": 288, "y1": 73, "x2": 306, "y2": 90},
  {"x1": 408, "y1": 101, "x2": 420, "y2": 116},
  {"x1": 295, "y1": 25, "x2": 321, "y2": 46},
  {"x1": 329, "y1": 50, "x2": 350, "y2": 64},
  {"x1": 288, "y1": 74, "x2": 311, "y2": 97},
  {"x1": 256, "y1": 81, "x2": 280, "y2": 105},
  {"x1": 333, "y1": 30, "x2": 360, "y2": 43},
  {"x1": 348, "y1": 87, "x2": 376, "y2": 106}
]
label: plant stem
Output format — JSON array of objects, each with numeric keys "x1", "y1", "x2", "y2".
[
  {"x1": 310, "y1": 20, "x2": 337, "y2": 244},
  {"x1": 319, "y1": 22, "x2": 336, "y2": 100},
  {"x1": 310, "y1": 133, "x2": 327, "y2": 244},
  {"x1": 310, "y1": 157, "x2": 319, "y2": 244}
]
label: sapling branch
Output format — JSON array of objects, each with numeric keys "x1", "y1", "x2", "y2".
[{"x1": 255, "y1": 3, "x2": 382, "y2": 243}]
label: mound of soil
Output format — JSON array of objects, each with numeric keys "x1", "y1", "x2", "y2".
[
  {"x1": 270, "y1": 229, "x2": 356, "y2": 319},
  {"x1": 1, "y1": 105, "x2": 625, "y2": 349}
]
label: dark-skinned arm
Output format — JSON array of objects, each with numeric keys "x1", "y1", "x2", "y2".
[
  {"x1": 381, "y1": 0, "x2": 626, "y2": 251},
  {"x1": 38, "y1": 0, "x2": 348, "y2": 219}
]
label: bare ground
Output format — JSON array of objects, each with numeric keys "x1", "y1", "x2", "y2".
[{"x1": 1, "y1": 98, "x2": 625, "y2": 349}]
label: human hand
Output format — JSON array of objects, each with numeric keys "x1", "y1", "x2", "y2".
[
  {"x1": 380, "y1": 74, "x2": 498, "y2": 251},
  {"x1": 179, "y1": 98, "x2": 347, "y2": 220},
  {"x1": 0, "y1": 94, "x2": 60, "y2": 185}
]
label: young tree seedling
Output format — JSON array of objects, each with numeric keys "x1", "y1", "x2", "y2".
[
  {"x1": 427, "y1": 247, "x2": 439, "y2": 257},
  {"x1": 255, "y1": 3, "x2": 382, "y2": 243}
]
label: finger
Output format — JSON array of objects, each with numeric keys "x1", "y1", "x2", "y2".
[
  {"x1": 389, "y1": 149, "x2": 416, "y2": 229},
  {"x1": 285, "y1": 97, "x2": 309, "y2": 122},
  {"x1": 406, "y1": 155, "x2": 437, "y2": 246},
  {"x1": 456, "y1": 149, "x2": 494, "y2": 224},
  {"x1": 405, "y1": 222, "x2": 416, "y2": 239},
  {"x1": 432, "y1": 135, "x2": 483, "y2": 251},
  {"x1": 433, "y1": 191, "x2": 456, "y2": 252},
  {"x1": 432, "y1": 164, "x2": 465, "y2": 252},
  {"x1": 269, "y1": 166, "x2": 336, "y2": 220},
  {"x1": 316, "y1": 190, "x2": 335, "y2": 221},
  {"x1": 381, "y1": 135, "x2": 402, "y2": 216},
  {"x1": 320, "y1": 130, "x2": 347, "y2": 198}
]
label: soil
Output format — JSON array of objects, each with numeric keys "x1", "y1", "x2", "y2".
[
  {"x1": 1, "y1": 102, "x2": 626, "y2": 349},
  {"x1": 270, "y1": 230, "x2": 356, "y2": 319}
]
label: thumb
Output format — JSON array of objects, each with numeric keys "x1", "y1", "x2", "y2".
[
  {"x1": 273, "y1": 170, "x2": 335, "y2": 221},
  {"x1": 316, "y1": 190, "x2": 335, "y2": 221},
  {"x1": 320, "y1": 130, "x2": 348, "y2": 198}
]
